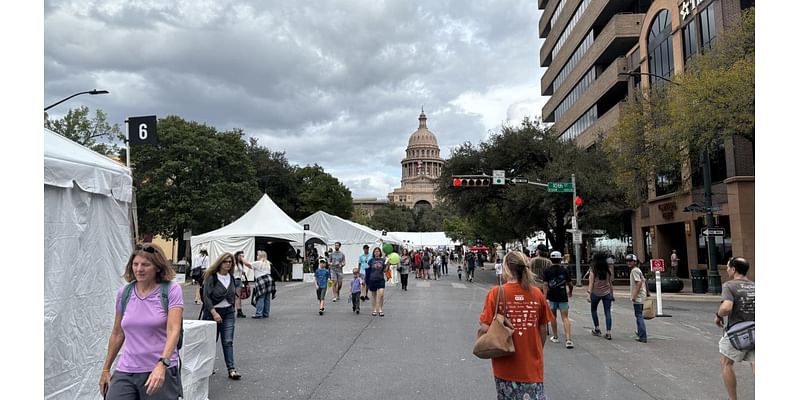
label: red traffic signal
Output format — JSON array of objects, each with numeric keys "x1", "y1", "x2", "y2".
[
  {"x1": 452, "y1": 176, "x2": 491, "y2": 187},
  {"x1": 575, "y1": 196, "x2": 584, "y2": 206}
]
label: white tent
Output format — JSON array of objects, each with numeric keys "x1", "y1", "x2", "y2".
[
  {"x1": 191, "y1": 194, "x2": 326, "y2": 275},
  {"x1": 389, "y1": 231, "x2": 459, "y2": 249},
  {"x1": 44, "y1": 128, "x2": 133, "y2": 400},
  {"x1": 299, "y1": 211, "x2": 402, "y2": 272}
]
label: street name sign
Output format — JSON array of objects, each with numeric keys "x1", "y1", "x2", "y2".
[
  {"x1": 650, "y1": 259, "x2": 665, "y2": 272},
  {"x1": 547, "y1": 182, "x2": 573, "y2": 192},
  {"x1": 701, "y1": 228, "x2": 725, "y2": 236}
]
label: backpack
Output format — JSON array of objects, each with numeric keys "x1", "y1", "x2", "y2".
[
  {"x1": 121, "y1": 282, "x2": 183, "y2": 350},
  {"x1": 726, "y1": 320, "x2": 755, "y2": 351}
]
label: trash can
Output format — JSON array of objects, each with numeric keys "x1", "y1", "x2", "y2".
[{"x1": 691, "y1": 269, "x2": 708, "y2": 293}]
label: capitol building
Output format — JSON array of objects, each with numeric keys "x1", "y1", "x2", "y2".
[{"x1": 386, "y1": 109, "x2": 444, "y2": 209}]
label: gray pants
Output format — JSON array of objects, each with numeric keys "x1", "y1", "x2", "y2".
[{"x1": 106, "y1": 366, "x2": 182, "y2": 399}]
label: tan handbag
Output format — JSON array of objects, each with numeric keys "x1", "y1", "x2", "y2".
[
  {"x1": 643, "y1": 297, "x2": 656, "y2": 320},
  {"x1": 473, "y1": 284, "x2": 515, "y2": 359}
]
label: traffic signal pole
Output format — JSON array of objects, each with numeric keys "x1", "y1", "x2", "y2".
[{"x1": 571, "y1": 174, "x2": 582, "y2": 287}]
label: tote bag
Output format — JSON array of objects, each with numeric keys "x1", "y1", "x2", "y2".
[{"x1": 473, "y1": 284, "x2": 515, "y2": 359}]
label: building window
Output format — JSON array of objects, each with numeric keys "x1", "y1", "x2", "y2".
[
  {"x1": 699, "y1": 5, "x2": 716, "y2": 49},
  {"x1": 552, "y1": 0, "x2": 589, "y2": 60},
  {"x1": 555, "y1": 67, "x2": 596, "y2": 122},
  {"x1": 553, "y1": 32, "x2": 594, "y2": 93},
  {"x1": 691, "y1": 140, "x2": 727, "y2": 187},
  {"x1": 682, "y1": 22, "x2": 698, "y2": 62},
  {"x1": 647, "y1": 10, "x2": 674, "y2": 85},
  {"x1": 559, "y1": 105, "x2": 597, "y2": 142},
  {"x1": 655, "y1": 164, "x2": 681, "y2": 197}
]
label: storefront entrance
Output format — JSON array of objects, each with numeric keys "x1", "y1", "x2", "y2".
[{"x1": 657, "y1": 222, "x2": 689, "y2": 278}]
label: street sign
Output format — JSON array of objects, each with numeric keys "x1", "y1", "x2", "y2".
[
  {"x1": 127, "y1": 115, "x2": 158, "y2": 145},
  {"x1": 547, "y1": 182, "x2": 573, "y2": 192},
  {"x1": 650, "y1": 259, "x2": 665, "y2": 272},
  {"x1": 492, "y1": 170, "x2": 505, "y2": 185},
  {"x1": 701, "y1": 228, "x2": 725, "y2": 236},
  {"x1": 511, "y1": 177, "x2": 528, "y2": 184},
  {"x1": 572, "y1": 230, "x2": 582, "y2": 244},
  {"x1": 571, "y1": 216, "x2": 577, "y2": 230}
]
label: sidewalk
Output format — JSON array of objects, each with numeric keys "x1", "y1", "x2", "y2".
[{"x1": 606, "y1": 281, "x2": 720, "y2": 302}]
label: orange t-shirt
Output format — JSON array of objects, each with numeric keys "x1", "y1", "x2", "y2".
[{"x1": 479, "y1": 282, "x2": 554, "y2": 383}]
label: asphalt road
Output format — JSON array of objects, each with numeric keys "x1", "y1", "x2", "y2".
[{"x1": 181, "y1": 266, "x2": 754, "y2": 400}]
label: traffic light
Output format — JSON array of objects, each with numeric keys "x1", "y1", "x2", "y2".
[
  {"x1": 576, "y1": 196, "x2": 585, "y2": 218},
  {"x1": 452, "y1": 175, "x2": 491, "y2": 187}
]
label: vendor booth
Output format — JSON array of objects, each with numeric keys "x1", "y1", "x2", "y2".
[
  {"x1": 191, "y1": 194, "x2": 326, "y2": 281},
  {"x1": 44, "y1": 127, "x2": 133, "y2": 399}
]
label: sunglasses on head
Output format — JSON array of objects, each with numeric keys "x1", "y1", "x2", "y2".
[{"x1": 135, "y1": 244, "x2": 156, "y2": 254}]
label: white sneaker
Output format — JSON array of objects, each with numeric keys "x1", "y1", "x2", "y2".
[{"x1": 549, "y1": 336, "x2": 560, "y2": 343}]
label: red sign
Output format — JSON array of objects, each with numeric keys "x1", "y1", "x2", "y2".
[{"x1": 650, "y1": 259, "x2": 665, "y2": 272}]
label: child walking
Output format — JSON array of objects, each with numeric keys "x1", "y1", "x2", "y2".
[
  {"x1": 350, "y1": 267, "x2": 362, "y2": 314},
  {"x1": 315, "y1": 258, "x2": 331, "y2": 315},
  {"x1": 457, "y1": 264, "x2": 463, "y2": 281}
]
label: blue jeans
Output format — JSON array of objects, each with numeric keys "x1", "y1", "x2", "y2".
[
  {"x1": 255, "y1": 294, "x2": 271, "y2": 317},
  {"x1": 590, "y1": 293, "x2": 613, "y2": 332},
  {"x1": 633, "y1": 303, "x2": 647, "y2": 340},
  {"x1": 202, "y1": 306, "x2": 236, "y2": 370}
]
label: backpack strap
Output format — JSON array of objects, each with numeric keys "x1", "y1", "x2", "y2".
[
  {"x1": 120, "y1": 282, "x2": 136, "y2": 316},
  {"x1": 160, "y1": 282, "x2": 171, "y2": 314}
]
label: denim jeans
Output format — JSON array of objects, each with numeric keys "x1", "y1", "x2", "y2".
[
  {"x1": 590, "y1": 293, "x2": 613, "y2": 331},
  {"x1": 255, "y1": 294, "x2": 271, "y2": 317},
  {"x1": 202, "y1": 306, "x2": 236, "y2": 370},
  {"x1": 633, "y1": 303, "x2": 647, "y2": 340}
]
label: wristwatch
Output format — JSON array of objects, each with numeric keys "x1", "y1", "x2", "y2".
[{"x1": 158, "y1": 357, "x2": 170, "y2": 367}]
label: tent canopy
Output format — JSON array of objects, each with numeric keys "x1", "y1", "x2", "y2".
[
  {"x1": 299, "y1": 211, "x2": 401, "y2": 246},
  {"x1": 191, "y1": 194, "x2": 326, "y2": 263},
  {"x1": 44, "y1": 127, "x2": 133, "y2": 400},
  {"x1": 389, "y1": 232, "x2": 459, "y2": 248}
]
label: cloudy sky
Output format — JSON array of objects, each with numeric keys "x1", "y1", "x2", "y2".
[{"x1": 44, "y1": 0, "x2": 548, "y2": 198}]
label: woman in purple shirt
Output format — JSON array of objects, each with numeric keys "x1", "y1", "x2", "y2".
[{"x1": 99, "y1": 243, "x2": 184, "y2": 399}]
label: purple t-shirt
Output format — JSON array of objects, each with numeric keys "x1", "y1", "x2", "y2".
[{"x1": 115, "y1": 282, "x2": 184, "y2": 373}]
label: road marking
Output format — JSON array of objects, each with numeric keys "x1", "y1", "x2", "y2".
[
  {"x1": 451, "y1": 283, "x2": 467, "y2": 289},
  {"x1": 285, "y1": 283, "x2": 303, "y2": 287},
  {"x1": 654, "y1": 368, "x2": 678, "y2": 381}
]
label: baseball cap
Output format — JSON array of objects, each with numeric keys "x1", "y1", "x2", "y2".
[
  {"x1": 625, "y1": 254, "x2": 638, "y2": 262},
  {"x1": 319, "y1": 257, "x2": 328, "y2": 263},
  {"x1": 549, "y1": 251, "x2": 563, "y2": 260},
  {"x1": 536, "y1": 244, "x2": 548, "y2": 253}
]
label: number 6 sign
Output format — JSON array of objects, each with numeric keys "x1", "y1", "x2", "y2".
[{"x1": 127, "y1": 115, "x2": 158, "y2": 145}]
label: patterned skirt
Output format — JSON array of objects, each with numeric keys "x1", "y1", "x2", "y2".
[{"x1": 494, "y1": 377, "x2": 547, "y2": 400}]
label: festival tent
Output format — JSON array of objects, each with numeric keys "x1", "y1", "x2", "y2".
[
  {"x1": 299, "y1": 211, "x2": 402, "y2": 272},
  {"x1": 389, "y1": 231, "x2": 459, "y2": 249},
  {"x1": 191, "y1": 194, "x2": 326, "y2": 275},
  {"x1": 44, "y1": 127, "x2": 133, "y2": 400}
]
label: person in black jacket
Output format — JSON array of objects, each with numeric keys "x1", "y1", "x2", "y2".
[{"x1": 202, "y1": 253, "x2": 241, "y2": 380}]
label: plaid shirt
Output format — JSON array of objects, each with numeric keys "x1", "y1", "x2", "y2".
[{"x1": 251, "y1": 274, "x2": 276, "y2": 306}]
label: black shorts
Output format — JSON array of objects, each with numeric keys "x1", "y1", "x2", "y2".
[
  {"x1": 316, "y1": 288, "x2": 327, "y2": 301},
  {"x1": 368, "y1": 280, "x2": 385, "y2": 292}
]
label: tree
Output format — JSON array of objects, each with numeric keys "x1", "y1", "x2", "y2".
[
  {"x1": 351, "y1": 207, "x2": 371, "y2": 226},
  {"x1": 368, "y1": 203, "x2": 415, "y2": 232},
  {"x1": 246, "y1": 138, "x2": 301, "y2": 218},
  {"x1": 438, "y1": 118, "x2": 626, "y2": 252},
  {"x1": 44, "y1": 106, "x2": 125, "y2": 156},
  {"x1": 131, "y1": 116, "x2": 261, "y2": 246},
  {"x1": 295, "y1": 165, "x2": 354, "y2": 220}
]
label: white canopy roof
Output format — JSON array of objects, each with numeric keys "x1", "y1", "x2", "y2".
[
  {"x1": 389, "y1": 231, "x2": 459, "y2": 248},
  {"x1": 192, "y1": 193, "x2": 325, "y2": 246},
  {"x1": 299, "y1": 211, "x2": 401, "y2": 245}
]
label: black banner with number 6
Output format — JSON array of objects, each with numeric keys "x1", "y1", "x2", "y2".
[{"x1": 127, "y1": 115, "x2": 158, "y2": 145}]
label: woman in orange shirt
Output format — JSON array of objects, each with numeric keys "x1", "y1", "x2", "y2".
[{"x1": 479, "y1": 251, "x2": 554, "y2": 400}]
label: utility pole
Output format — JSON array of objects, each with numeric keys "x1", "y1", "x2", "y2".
[
  {"x1": 703, "y1": 146, "x2": 721, "y2": 294},
  {"x1": 571, "y1": 174, "x2": 582, "y2": 287}
]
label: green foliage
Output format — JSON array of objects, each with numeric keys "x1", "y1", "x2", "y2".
[
  {"x1": 438, "y1": 118, "x2": 626, "y2": 251},
  {"x1": 44, "y1": 106, "x2": 125, "y2": 156},
  {"x1": 131, "y1": 115, "x2": 261, "y2": 240},
  {"x1": 296, "y1": 165, "x2": 354, "y2": 220},
  {"x1": 368, "y1": 203, "x2": 415, "y2": 232},
  {"x1": 246, "y1": 138, "x2": 301, "y2": 218}
]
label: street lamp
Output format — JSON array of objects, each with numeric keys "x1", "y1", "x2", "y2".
[
  {"x1": 622, "y1": 71, "x2": 721, "y2": 294},
  {"x1": 44, "y1": 89, "x2": 109, "y2": 112}
]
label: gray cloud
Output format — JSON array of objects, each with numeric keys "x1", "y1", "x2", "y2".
[{"x1": 45, "y1": 0, "x2": 545, "y2": 198}]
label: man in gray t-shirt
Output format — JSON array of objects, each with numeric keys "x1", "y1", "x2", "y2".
[
  {"x1": 715, "y1": 257, "x2": 755, "y2": 400},
  {"x1": 627, "y1": 254, "x2": 647, "y2": 343},
  {"x1": 329, "y1": 242, "x2": 346, "y2": 302}
]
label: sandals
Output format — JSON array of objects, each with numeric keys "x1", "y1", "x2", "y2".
[
  {"x1": 379, "y1": 311, "x2": 385, "y2": 317},
  {"x1": 372, "y1": 311, "x2": 378, "y2": 316},
  {"x1": 565, "y1": 339, "x2": 574, "y2": 349},
  {"x1": 228, "y1": 369, "x2": 241, "y2": 380}
]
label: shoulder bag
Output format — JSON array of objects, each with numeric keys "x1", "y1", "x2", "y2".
[
  {"x1": 473, "y1": 284, "x2": 515, "y2": 359},
  {"x1": 641, "y1": 272, "x2": 656, "y2": 320}
]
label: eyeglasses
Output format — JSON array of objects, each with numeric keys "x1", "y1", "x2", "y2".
[{"x1": 135, "y1": 244, "x2": 156, "y2": 254}]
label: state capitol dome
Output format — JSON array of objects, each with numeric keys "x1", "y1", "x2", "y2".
[
  {"x1": 386, "y1": 109, "x2": 444, "y2": 210},
  {"x1": 407, "y1": 110, "x2": 439, "y2": 147}
]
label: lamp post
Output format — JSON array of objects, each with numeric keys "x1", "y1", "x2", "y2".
[
  {"x1": 44, "y1": 89, "x2": 109, "y2": 112},
  {"x1": 622, "y1": 71, "x2": 721, "y2": 294}
]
